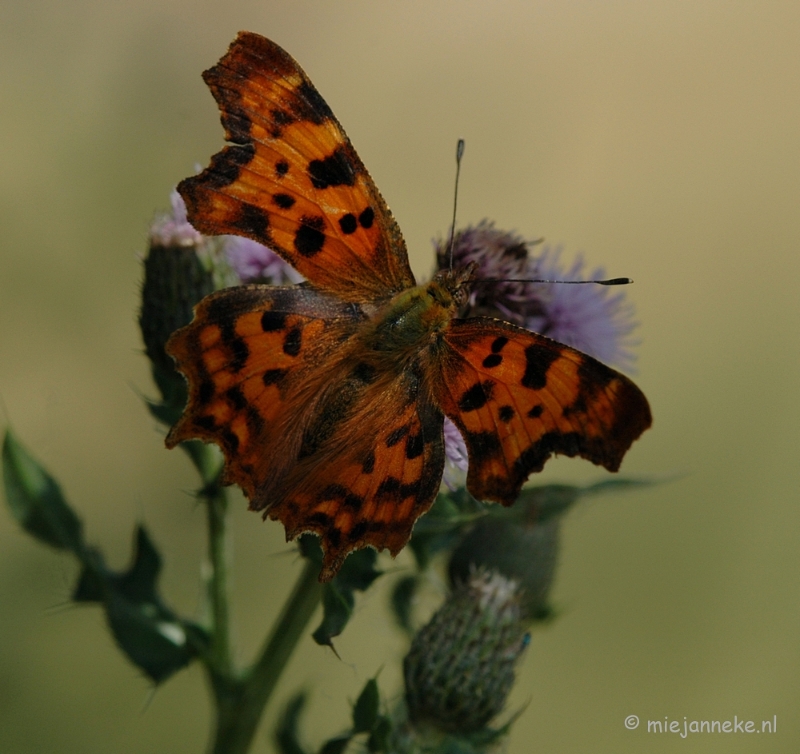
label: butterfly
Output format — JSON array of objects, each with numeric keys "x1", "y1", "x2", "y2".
[{"x1": 166, "y1": 31, "x2": 652, "y2": 581}]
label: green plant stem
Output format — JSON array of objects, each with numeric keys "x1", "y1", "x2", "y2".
[
  {"x1": 206, "y1": 487, "x2": 232, "y2": 676},
  {"x1": 209, "y1": 557, "x2": 323, "y2": 754}
]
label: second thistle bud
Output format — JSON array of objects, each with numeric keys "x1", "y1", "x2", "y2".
[
  {"x1": 403, "y1": 570, "x2": 529, "y2": 735},
  {"x1": 140, "y1": 192, "x2": 218, "y2": 423}
]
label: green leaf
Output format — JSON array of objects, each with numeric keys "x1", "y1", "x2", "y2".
[
  {"x1": 312, "y1": 583, "x2": 353, "y2": 648},
  {"x1": 105, "y1": 591, "x2": 194, "y2": 683},
  {"x1": 275, "y1": 692, "x2": 310, "y2": 754},
  {"x1": 302, "y1": 535, "x2": 382, "y2": 647},
  {"x1": 103, "y1": 525, "x2": 203, "y2": 682},
  {"x1": 2, "y1": 429, "x2": 84, "y2": 552},
  {"x1": 73, "y1": 525, "x2": 204, "y2": 683},
  {"x1": 352, "y1": 677, "x2": 379, "y2": 733},
  {"x1": 367, "y1": 716, "x2": 391, "y2": 752},
  {"x1": 318, "y1": 736, "x2": 350, "y2": 754}
]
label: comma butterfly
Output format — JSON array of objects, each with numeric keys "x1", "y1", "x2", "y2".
[{"x1": 166, "y1": 32, "x2": 652, "y2": 580}]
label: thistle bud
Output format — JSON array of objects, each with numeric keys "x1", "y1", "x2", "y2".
[
  {"x1": 448, "y1": 517, "x2": 560, "y2": 621},
  {"x1": 403, "y1": 570, "x2": 529, "y2": 735},
  {"x1": 139, "y1": 191, "x2": 216, "y2": 423}
]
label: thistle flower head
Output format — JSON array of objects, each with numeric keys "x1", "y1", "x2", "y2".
[
  {"x1": 223, "y1": 236, "x2": 303, "y2": 285},
  {"x1": 434, "y1": 221, "x2": 546, "y2": 323},
  {"x1": 436, "y1": 222, "x2": 639, "y2": 372},
  {"x1": 403, "y1": 569, "x2": 529, "y2": 734},
  {"x1": 148, "y1": 189, "x2": 204, "y2": 248},
  {"x1": 442, "y1": 417, "x2": 469, "y2": 491},
  {"x1": 524, "y1": 247, "x2": 638, "y2": 371}
]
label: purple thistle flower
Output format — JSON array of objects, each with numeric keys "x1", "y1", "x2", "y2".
[
  {"x1": 524, "y1": 247, "x2": 638, "y2": 371},
  {"x1": 434, "y1": 221, "x2": 546, "y2": 324},
  {"x1": 436, "y1": 221, "x2": 638, "y2": 371},
  {"x1": 434, "y1": 222, "x2": 641, "y2": 490},
  {"x1": 149, "y1": 189, "x2": 204, "y2": 248},
  {"x1": 442, "y1": 417, "x2": 469, "y2": 491},
  {"x1": 223, "y1": 236, "x2": 303, "y2": 285}
]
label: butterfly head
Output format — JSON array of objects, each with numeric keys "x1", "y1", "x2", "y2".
[{"x1": 431, "y1": 261, "x2": 479, "y2": 312}]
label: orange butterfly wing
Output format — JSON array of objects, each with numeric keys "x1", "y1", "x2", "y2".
[
  {"x1": 434, "y1": 318, "x2": 652, "y2": 505},
  {"x1": 268, "y1": 375, "x2": 445, "y2": 581},
  {"x1": 178, "y1": 31, "x2": 414, "y2": 302},
  {"x1": 166, "y1": 283, "x2": 445, "y2": 580}
]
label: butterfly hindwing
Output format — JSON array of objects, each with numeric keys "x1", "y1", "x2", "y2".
[
  {"x1": 178, "y1": 31, "x2": 415, "y2": 302},
  {"x1": 435, "y1": 318, "x2": 652, "y2": 505},
  {"x1": 268, "y1": 377, "x2": 445, "y2": 580},
  {"x1": 165, "y1": 285, "x2": 362, "y2": 500}
]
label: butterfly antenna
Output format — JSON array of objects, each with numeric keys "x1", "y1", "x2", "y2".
[
  {"x1": 447, "y1": 139, "x2": 465, "y2": 271},
  {"x1": 477, "y1": 276, "x2": 633, "y2": 286}
]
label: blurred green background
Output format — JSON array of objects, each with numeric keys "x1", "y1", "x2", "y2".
[{"x1": 2, "y1": 1, "x2": 799, "y2": 752}]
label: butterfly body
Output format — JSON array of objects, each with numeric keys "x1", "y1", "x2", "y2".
[{"x1": 166, "y1": 32, "x2": 651, "y2": 579}]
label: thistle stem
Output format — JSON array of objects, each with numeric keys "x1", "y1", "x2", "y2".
[
  {"x1": 209, "y1": 557, "x2": 322, "y2": 754},
  {"x1": 206, "y1": 487, "x2": 232, "y2": 675}
]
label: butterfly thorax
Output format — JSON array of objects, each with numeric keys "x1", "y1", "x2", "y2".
[{"x1": 358, "y1": 264, "x2": 477, "y2": 362}]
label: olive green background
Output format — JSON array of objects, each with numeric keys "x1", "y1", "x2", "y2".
[{"x1": 2, "y1": 1, "x2": 799, "y2": 752}]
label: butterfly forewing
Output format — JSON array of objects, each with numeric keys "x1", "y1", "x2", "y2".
[
  {"x1": 435, "y1": 318, "x2": 652, "y2": 506},
  {"x1": 178, "y1": 31, "x2": 414, "y2": 302}
]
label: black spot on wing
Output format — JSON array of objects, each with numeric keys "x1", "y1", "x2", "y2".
[
  {"x1": 458, "y1": 381, "x2": 495, "y2": 412},
  {"x1": 405, "y1": 432, "x2": 424, "y2": 459},
  {"x1": 275, "y1": 160, "x2": 289, "y2": 177},
  {"x1": 482, "y1": 353, "x2": 502, "y2": 368},
  {"x1": 261, "y1": 311, "x2": 287, "y2": 332},
  {"x1": 465, "y1": 430, "x2": 502, "y2": 459},
  {"x1": 578, "y1": 356, "x2": 616, "y2": 390},
  {"x1": 349, "y1": 521, "x2": 368, "y2": 541},
  {"x1": 376, "y1": 476, "x2": 421, "y2": 502},
  {"x1": 521, "y1": 344, "x2": 560, "y2": 390},
  {"x1": 498, "y1": 405, "x2": 515, "y2": 423},
  {"x1": 327, "y1": 527, "x2": 341, "y2": 549},
  {"x1": 292, "y1": 80, "x2": 335, "y2": 124},
  {"x1": 198, "y1": 379, "x2": 214, "y2": 405},
  {"x1": 308, "y1": 511, "x2": 333, "y2": 528},
  {"x1": 269, "y1": 108, "x2": 295, "y2": 138},
  {"x1": 272, "y1": 193, "x2": 295, "y2": 209},
  {"x1": 386, "y1": 425, "x2": 410, "y2": 447},
  {"x1": 195, "y1": 415, "x2": 217, "y2": 431},
  {"x1": 283, "y1": 327, "x2": 302, "y2": 357},
  {"x1": 308, "y1": 147, "x2": 356, "y2": 189},
  {"x1": 231, "y1": 203, "x2": 270, "y2": 239},
  {"x1": 203, "y1": 144, "x2": 255, "y2": 188},
  {"x1": 294, "y1": 216, "x2": 326, "y2": 257},
  {"x1": 339, "y1": 213, "x2": 357, "y2": 234},
  {"x1": 262, "y1": 368, "x2": 288, "y2": 386},
  {"x1": 225, "y1": 386, "x2": 247, "y2": 411},
  {"x1": 491, "y1": 336, "x2": 509, "y2": 353},
  {"x1": 246, "y1": 406, "x2": 265, "y2": 435},
  {"x1": 318, "y1": 484, "x2": 363, "y2": 513},
  {"x1": 527, "y1": 404, "x2": 543, "y2": 419},
  {"x1": 221, "y1": 429, "x2": 240, "y2": 453},
  {"x1": 220, "y1": 322, "x2": 249, "y2": 372},
  {"x1": 562, "y1": 395, "x2": 588, "y2": 417},
  {"x1": 358, "y1": 207, "x2": 374, "y2": 229},
  {"x1": 514, "y1": 431, "x2": 583, "y2": 480}
]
